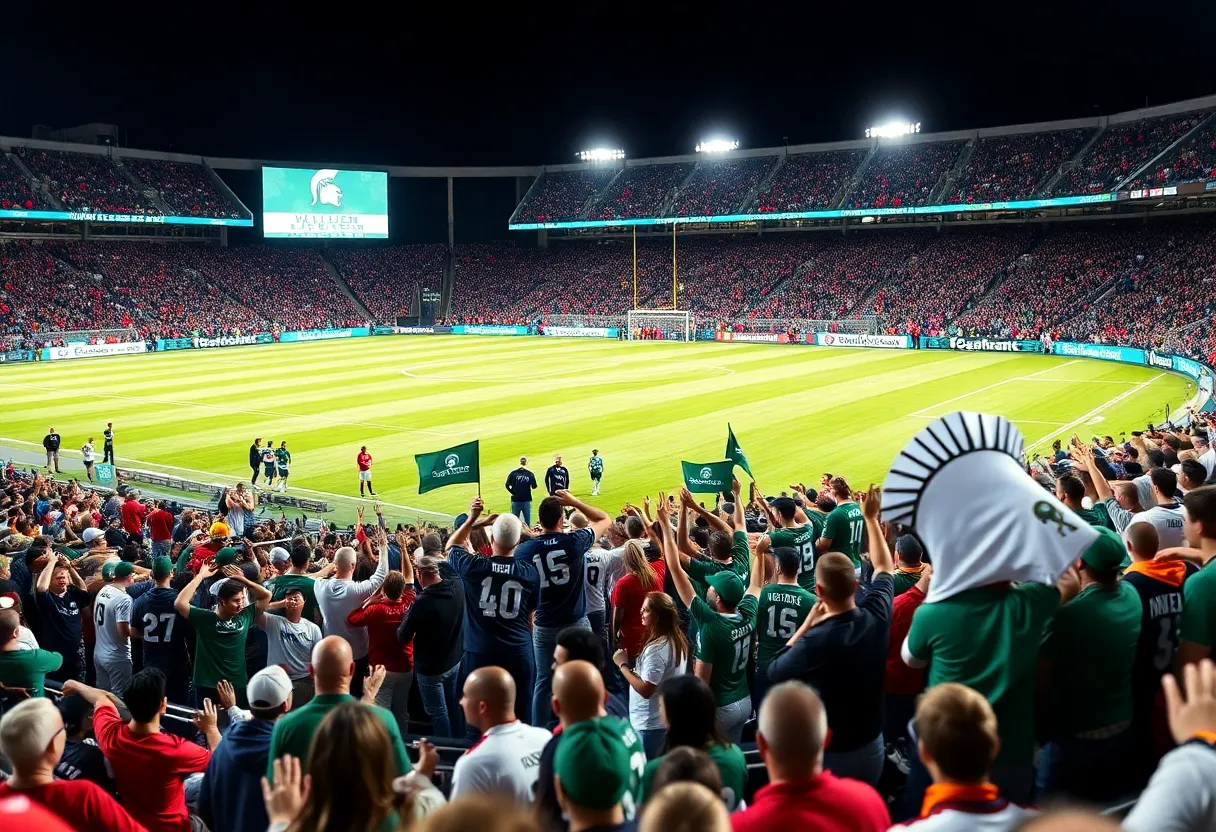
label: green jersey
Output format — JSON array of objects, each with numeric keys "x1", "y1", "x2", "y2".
[
  {"x1": 1180, "y1": 558, "x2": 1216, "y2": 649},
  {"x1": 1041, "y1": 582, "x2": 1141, "y2": 734},
  {"x1": 187, "y1": 604, "x2": 256, "y2": 688},
  {"x1": 822, "y1": 503, "x2": 865, "y2": 567},
  {"x1": 266, "y1": 573, "x2": 320, "y2": 623},
  {"x1": 905, "y1": 582, "x2": 1059, "y2": 768},
  {"x1": 589, "y1": 455, "x2": 603, "y2": 477},
  {"x1": 0, "y1": 648, "x2": 62, "y2": 698},
  {"x1": 768, "y1": 522, "x2": 819, "y2": 591},
  {"x1": 685, "y1": 530, "x2": 752, "y2": 596},
  {"x1": 691, "y1": 594, "x2": 758, "y2": 707},
  {"x1": 268, "y1": 693, "x2": 408, "y2": 781},
  {"x1": 1075, "y1": 503, "x2": 1115, "y2": 531},
  {"x1": 641, "y1": 743, "x2": 747, "y2": 811},
  {"x1": 274, "y1": 447, "x2": 291, "y2": 468},
  {"x1": 599, "y1": 716, "x2": 646, "y2": 819},
  {"x1": 755, "y1": 583, "x2": 815, "y2": 667}
]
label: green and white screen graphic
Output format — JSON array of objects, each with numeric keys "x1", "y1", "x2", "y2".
[{"x1": 262, "y1": 166, "x2": 389, "y2": 239}]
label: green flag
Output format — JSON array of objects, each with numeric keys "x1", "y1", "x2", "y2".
[
  {"x1": 681, "y1": 460, "x2": 735, "y2": 494},
  {"x1": 725, "y1": 424, "x2": 752, "y2": 477},
  {"x1": 415, "y1": 440, "x2": 480, "y2": 494}
]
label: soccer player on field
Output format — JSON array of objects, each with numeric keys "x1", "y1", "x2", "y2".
[
  {"x1": 588, "y1": 449, "x2": 604, "y2": 496},
  {"x1": 260, "y1": 441, "x2": 277, "y2": 489},
  {"x1": 357, "y1": 445, "x2": 376, "y2": 497},
  {"x1": 817, "y1": 476, "x2": 865, "y2": 575},
  {"x1": 756, "y1": 495, "x2": 822, "y2": 592},
  {"x1": 446, "y1": 498, "x2": 540, "y2": 726},
  {"x1": 274, "y1": 441, "x2": 291, "y2": 492},
  {"x1": 661, "y1": 484, "x2": 762, "y2": 744},
  {"x1": 753, "y1": 546, "x2": 814, "y2": 709}
]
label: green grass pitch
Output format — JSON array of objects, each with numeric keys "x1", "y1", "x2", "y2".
[{"x1": 0, "y1": 336, "x2": 1191, "y2": 524}]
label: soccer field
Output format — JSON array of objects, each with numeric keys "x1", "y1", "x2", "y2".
[{"x1": 0, "y1": 337, "x2": 1191, "y2": 524}]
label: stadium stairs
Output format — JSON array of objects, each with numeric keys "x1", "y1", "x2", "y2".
[
  {"x1": 739, "y1": 155, "x2": 787, "y2": 214},
  {"x1": 585, "y1": 168, "x2": 623, "y2": 220},
  {"x1": 318, "y1": 253, "x2": 376, "y2": 322},
  {"x1": 932, "y1": 138, "x2": 977, "y2": 204},
  {"x1": 1120, "y1": 110, "x2": 1216, "y2": 190},
  {"x1": 835, "y1": 143, "x2": 880, "y2": 207},
  {"x1": 117, "y1": 160, "x2": 171, "y2": 215},
  {"x1": 660, "y1": 164, "x2": 701, "y2": 217},
  {"x1": 1040, "y1": 125, "x2": 1106, "y2": 195},
  {"x1": 6, "y1": 151, "x2": 61, "y2": 209}
]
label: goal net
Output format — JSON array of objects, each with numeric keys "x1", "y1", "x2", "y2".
[{"x1": 626, "y1": 309, "x2": 692, "y2": 342}]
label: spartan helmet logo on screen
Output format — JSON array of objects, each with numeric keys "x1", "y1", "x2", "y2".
[
  {"x1": 445, "y1": 454, "x2": 460, "y2": 470},
  {"x1": 700, "y1": 467, "x2": 713, "y2": 479},
  {"x1": 309, "y1": 169, "x2": 343, "y2": 208}
]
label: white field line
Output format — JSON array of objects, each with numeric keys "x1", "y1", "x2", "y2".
[
  {"x1": 0, "y1": 382, "x2": 457, "y2": 438},
  {"x1": 908, "y1": 360, "x2": 1081, "y2": 417},
  {"x1": 399, "y1": 363, "x2": 736, "y2": 382},
  {"x1": 1024, "y1": 374, "x2": 1165, "y2": 451},
  {"x1": 908, "y1": 415, "x2": 1066, "y2": 425},
  {"x1": 0, "y1": 438, "x2": 452, "y2": 518}
]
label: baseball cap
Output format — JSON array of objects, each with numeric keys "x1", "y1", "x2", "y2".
[
  {"x1": 113, "y1": 562, "x2": 136, "y2": 580},
  {"x1": 553, "y1": 719, "x2": 632, "y2": 810},
  {"x1": 208, "y1": 521, "x2": 230, "y2": 538},
  {"x1": 1082, "y1": 526, "x2": 1128, "y2": 576},
  {"x1": 215, "y1": 547, "x2": 241, "y2": 567},
  {"x1": 101, "y1": 561, "x2": 117, "y2": 581},
  {"x1": 57, "y1": 694, "x2": 91, "y2": 731},
  {"x1": 81, "y1": 528, "x2": 105, "y2": 544},
  {"x1": 246, "y1": 665, "x2": 292, "y2": 710},
  {"x1": 269, "y1": 546, "x2": 291, "y2": 565},
  {"x1": 705, "y1": 572, "x2": 745, "y2": 607},
  {"x1": 151, "y1": 556, "x2": 174, "y2": 580},
  {"x1": 453, "y1": 513, "x2": 469, "y2": 529}
]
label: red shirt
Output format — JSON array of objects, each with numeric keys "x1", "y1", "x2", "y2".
[
  {"x1": 731, "y1": 774, "x2": 889, "y2": 832},
  {"x1": 0, "y1": 779, "x2": 146, "y2": 832},
  {"x1": 147, "y1": 508, "x2": 174, "y2": 542},
  {"x1": 120, "y1": 499, "x2": 147, "y2": 537},
  {"x1": 92, "y1": 702, "x2": 210, "y2": 832},
  {"x1": 0, "y1": 793, "x2": 85, "y2": 832},
  {"x1": 347, "y1": 592, "x2": 417, "y2": 672},
  {"x1": 610, "y1": 559, "x2": 667, "y2": 657},
  {"x1": 885, "y1": 584, "x2": 928, "y2": 696},
  {"x1": 357, "y1": 452, "x2": 372, "y2": 471}
]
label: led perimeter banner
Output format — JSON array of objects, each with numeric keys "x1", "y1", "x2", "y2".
[{"x1": 262, "y1": 166, "x2": 388, "y2": 239}]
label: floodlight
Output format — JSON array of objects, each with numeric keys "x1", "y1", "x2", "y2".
[
  {"x1": 865, "y1": 121, "x2": 922, "y2": 139},
  {"x1": 695, "y1": 139, "x2": 739, "y2": 153},
  {"x1": 577, "y1": 148, "x2": 625, "y2": 161}
]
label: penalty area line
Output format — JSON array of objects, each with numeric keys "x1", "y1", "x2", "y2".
[
  {"x1": 1025, "y1": 373, "x2": 1165, "y2": 452},
  {"x1": 908, "y1": 359, "x2": 1081, "y2": 417}
]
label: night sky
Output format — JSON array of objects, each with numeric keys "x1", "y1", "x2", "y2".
[{"x1": 5, "y1": 3, "x2": 1212, "y2": 243}]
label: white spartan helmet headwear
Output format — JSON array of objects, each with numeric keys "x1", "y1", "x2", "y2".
[{"x1": 310, "y1": 169, "x2": 342, "y2": 208}]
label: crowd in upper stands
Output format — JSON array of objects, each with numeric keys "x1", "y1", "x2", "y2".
[
  {"x1": 751, "y1": 149, "x2": 867, "y2": 214},
  {"x1": 0, "y1": 156, "x2": 46, "y2": 212},
  {"x1": 17, "y1": 149, "x2": 158, "y2": 216},
  {"x1": 127, "y1": 159, "x2": 246, "y2": 220},
  {"x1": 591, "y1": 164, "x2": 693, "y2": 221},
  {"x1": 669, "y1": 157, "x2": 775, "y2": 218},
  {"x1": 327, "y1": 245, "x2": 446, "y2": 323},
  {"x1": 512, "y1": 170, "x2": 619, "y2": 225},
  {"x1": 1129, "y1": 117, "x2": 1216, "y2": 190},
  {"x1": 1052, "y1": 113, "x2": 1207, "y2": 196},
  {"x1": 845, "y1": 142, "x2": 963, "y2": 210},
  {"x1": 948, "y1": 129, "x2": 1092, "y2": 204}
]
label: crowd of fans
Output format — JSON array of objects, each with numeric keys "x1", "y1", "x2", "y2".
[
  {"x1": 845, "y1": 141, "x2": 964, "y2": 210},
  {"x1": 513, "y1": 170, "x2": 619, "y2": 225},
  {"x1": 751, "y1": 149, "x2": 868, "y2": 214},
  {"x1": 948, "y1": 129, "x2": 1093, "y2": 204},
  {"x1": 127, "y1": 159, "x2": 247, "y2": 220},
  {"x1": 6, "y1": 407, "x2": 1216, "y2": 831},
  {"x1": 0, "y1": 155, "x2": 47, "y2": 212},
  {"x1": 328, "y1": 245, "x2": 446, "y2": 323},
  {"x1": 591, "y1": 164, "x2": 693, "y2": 221},
  {"x1": 668, "y1": 157, "x2": 777, "y2": 218},
  {"x1": 17, "y1": 149, "x2": 158, "y2": 216},
  {"x1": 1128, "y1": 115, "x2": 1216, "y2": 190},
  {"x1": 1052, "y1": 113, "x2": 1207, "y2": 196}
]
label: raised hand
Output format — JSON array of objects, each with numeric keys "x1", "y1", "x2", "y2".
[
  {"x1": 731, "y1": 478, "x2": 741, "y2": 496},
  {"x1": 222, "y1": 564, "x2": 243, "y2": 580},
  {"x1": 554, "y1": 489, "x2": 577, "y2": 506},
  {"x1": 197, "y1": 559, "x2": 218, "y2": 580},
  {"x1": 679, "y1": 487, "x2": 695, "y2": 507},
  {"x1": 216, "y1": 679, "x2": 237, "y2": 710},
  {"x1": 192, "y1": 698, "x2": 218, "y2": 734},
  {"x1": 469, "y1": 497, "x2": 484, "y2": 519},
  {"x1": 262, "y1": 755, "x2": 311, "y2": 825},
  {"x1": 1164, "y1": 658, "x2": 1216, "y2": 745},
  {"x1": 860, "y1": 484, "x2": 881, "y2": 520}
]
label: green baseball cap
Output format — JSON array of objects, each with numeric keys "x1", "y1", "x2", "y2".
[
  {"x1": 553, "y1": 719, "x2": 632, "y2": 810},
  {"x1": 101, "y1": 561, "x2": 118, "y2": 581},
  {"x1": 113, "y1": 562, "x2": 136, "y2": 580},
  {"x1": 215, "y1": 547, "x2": 241, "y2": 567},
  {"x1": 1081, "y1": 526, "x2": 1126, "y2": 576},
  {"x1": 151, "y1": 556, "x2": 174, "y2": 580},
  {"x1": 706, "y1": 571, "x2": 745, "y2": 607}
]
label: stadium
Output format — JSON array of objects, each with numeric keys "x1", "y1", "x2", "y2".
[{"x1": 3, "y1": 16, "x2": 1216, "y2": 832}]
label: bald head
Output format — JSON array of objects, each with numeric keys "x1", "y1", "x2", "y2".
[
  {"x1": 552, "y1": 660, "x2": 605, "y2": 727},
  {"x1": 464, "y1": 666, "x2": 515, "y2": 713},
  {"x1": 757, "y1": 681, "x2": 827, "y2": 778},
  {"x1": 333, "y1": 547, "x2": 357, "y2": 573},
  {"x1": 0, "y1": 609, "x2": 18, "y2": 644},
  {"x1": 311, "y1": 636, "x2": 354, "y2": 693},
  {"x1": 1126, "y1": 521, "x2": 1159, "y2": 562}
]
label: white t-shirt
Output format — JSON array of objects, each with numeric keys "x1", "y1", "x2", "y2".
[
  {"x1": 260, "y1": 613, "x2": 323, "y2": 680},
  {"x1": 81, "y1": 443, "x2": 95, "y2": 463},
  {"x1": 450, "y1": 720, "x2": 551, "y2": 806},
  {"x1": 1201, "y1": 447, "x2": 1216, "y2": 480},
  {"x1": 315, "y1": 553, "x2": 389, "y2": 659},
  {"x1": 583, "y1": 548, "x2": 608, "y2": 612},
  {"x1": 16, "y1": 626, "x2": 38, "y2": 651},
  {"x1": 94, "y1": 584, "x2": 133, "y2": 663},
  {"x1": 601, "y1": 545, "x2": 629, "y2": 598},
  {"x1": 629, "y1": 637, "x2": 686, "y2": 731},
  {"x1": 1126, "y1": 502, "x2": 1187, "y2": 550}
]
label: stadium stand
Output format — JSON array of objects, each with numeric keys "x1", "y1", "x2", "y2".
[
  {"x1": 751, "y1": 149, "x2": 867, "y2": 213},
  {"x1": 126, "y1": 158, "x2": 247, "y2": 219},
  {"x1": 1052, "y1": 112, "x2": 1208, "y2": 195},
  {"x1": 17, "y1": 147, "x2": 159, "y2": 215},
  {"x1": 1128, "y1": 114, "x2": 1216, "y2": 189},
  {"x1": 512, "y1": 168, "x2": 618, "y2": 224},
  {"x1": 0, "y1": 154, "x2": 46, "y2": 211},
  {"x1": 947, "y1": 129, "x2": 1093, "y2": 203},
  {"x1": 327, "y1": 244, "x2": 446, "y2": 323},
  {"x1": 845, "y1": 140, "x2": 964, "y2": 208},
  {"x1": 667, "y1": 156, "x2": 776, "y2": 217},
  {"x1": 591, "y1": 162, "x2": 693, "y2": 220}
]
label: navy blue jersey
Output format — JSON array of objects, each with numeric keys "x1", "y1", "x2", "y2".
[
  {"x1": 130, "y1": 586, "x2": 192, "y2": 679},
  {"x1": 448, "y1": 545, "x2": 540, "y2": 654},
  {"x1": 514, "y1": 528, "x2": 595, "y2": 628}
]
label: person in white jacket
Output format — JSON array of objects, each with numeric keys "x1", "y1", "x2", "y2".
[{"x1": 315, "y1": 526, "x2": 389, "y2": 698}]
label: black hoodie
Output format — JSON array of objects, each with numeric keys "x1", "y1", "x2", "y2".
[{"x1": 397, "y1": 571, "x2": 465, "y2": 675}]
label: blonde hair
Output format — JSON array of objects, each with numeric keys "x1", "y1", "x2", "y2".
[
  {"x1": 640, "y1": 782, "x2": 730, "y2": 832},
  {"x1": 623, "y1": 539, "x2": 658, "y2": 590}
]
